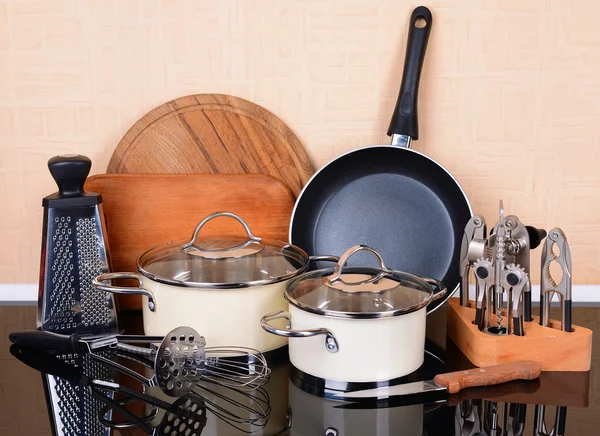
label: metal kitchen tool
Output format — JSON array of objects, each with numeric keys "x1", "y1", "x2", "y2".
[
  {"x1": 11, "y1": 344, "x2": 209, "y2": 435},
  {"x1": 540, "y1": 228, "x2": 573, "y2": 332},
  {"x1": 10, "y1": 326, "x2": 271, "y2": 395},
  {"x1": 474, "y1": 205, "x2": 531, "y2": 336},
  {"x1": 460, "y1": 201, "x2": 547, "y2": 329},
  {"x1": 534, "y1": 404, "x2": 568, "y2": 436},
  {"x1": 460, "y1": 215, "x2": 487, "y2": 307},
  {"x1": 331, "y1": 360, "x2": 541, "y2": 401},
  {"x1": 473, "y1": 257, "x2": 494, "y2": 331},
  {"x1": 13, "y1": 342, "x2": 271, "y2": 434},
  {"x1": 462, "y1": 201, "x2": 548, "y2": 336},
  {"x1": 487, "y1": 210, "x2": 545, "y2": 323},
  {"x1": 101, "y1": 383, "x2": 271, "y2": 435},
  {"x1": 38, "y1": 154, "x2": 117, "y2": 436},
  {"x1": 39, "y1": 154, "x2": 116, "y2": 334},
  {"x1": 467, "y1": 400, "x2": 527, "y2": 436}
]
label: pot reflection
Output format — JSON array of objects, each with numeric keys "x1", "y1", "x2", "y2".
[{"x1": 287, "y1": 378, "x2": 424, "y2": 435}]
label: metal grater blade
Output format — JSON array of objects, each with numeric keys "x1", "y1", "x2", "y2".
[
  {"x1": 40, "y1": 207, "x2": 116, "y2": 334},
  {"x1": 40, "y1": 207, "x2": 117, "y2": 436},
  {"x1": 83, "y1": 351, "x2": 116, "y2": 435},
  {"x1": 45, "y1": 350, "x2": 117, "y2": 436},
  {"x1": 39, "y1": 155, "x2": 118, "y2": 436},
  {"x1": 47, "y1": 353, "x2": 82, "y2": 436}
]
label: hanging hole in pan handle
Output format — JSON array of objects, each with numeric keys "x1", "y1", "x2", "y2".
[
  {"x1": 261, "y1": 311, "x2": 339, "y2": 353},
  {"x1": 182, "y1": 212, "x2": 261, "y2": 251},
  {"x1": 93, "y1": 273, "x2": 157, "y2": 312},
  {"x1": 422, "y1": 277, "x2": 447, "y2": 302},
  {"x1": 327, "y1": 245, "x2": 393, "y2": 287}
]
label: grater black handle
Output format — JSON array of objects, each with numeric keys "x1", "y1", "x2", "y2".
[
  {"x1": 10, "y1": 344, "x2": 83, "y2": 385},
  {"x1": 9, "y1": 330, "x2": 82, "y2": 352},
  {"x1": 48, "y1": 154, "x2": 92, "y2": 198}
]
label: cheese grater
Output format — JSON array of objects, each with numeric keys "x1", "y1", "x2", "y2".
[{"x1": 38, "y1": 154, "x2": 117, "y2": 436}]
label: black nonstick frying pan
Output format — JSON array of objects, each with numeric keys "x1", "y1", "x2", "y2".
[{"x1": 290, "y1": 6, "x2": 472, "y2": 313}]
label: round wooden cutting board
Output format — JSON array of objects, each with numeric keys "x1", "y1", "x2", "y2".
[{"x1": 107, "y1": 94, "x2": 314, "y2": 196}]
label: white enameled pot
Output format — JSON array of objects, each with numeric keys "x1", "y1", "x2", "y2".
[
  {"x1": 111, "y1": 273, "x2": 290, "y2": 351},
  {"x1": 93, "y1": 212, "x2": 331, "y2": 353},
  {"x1": 261, "y1": 245, "x2": 446, "y2": 383}
]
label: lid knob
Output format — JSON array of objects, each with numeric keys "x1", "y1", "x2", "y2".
[
  {"x1": 327, "y1": 245, "x2": 393, "y2": 287},
  {"x1": 181, "y1": 212, "x2": 263, "y2": 259}
]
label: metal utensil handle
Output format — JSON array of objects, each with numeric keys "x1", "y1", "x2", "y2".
[
  {"x1": 93, "y1": 272, "x2": 157, "y2": 312},
  {"x1": 260, "y1": 311, "x2": 339, "y2": 353},
  {"x1": 422, "y1": 278, "x2": 448, "y2": 302},
  {"x1": 327, "y1": 245, "x2": 392, "y2": 286},
  {"x1": 309, "y1": 255, "x2": 340, "y2": 263},
  {"x1": 181, "y1": 212, "x2": 261, "y2": 251},
  {"x1": 9, "y1": 330, "x2": 81, "y2": 352}
]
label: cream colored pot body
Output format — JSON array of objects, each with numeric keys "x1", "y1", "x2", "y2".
[
  {"x1": 287, "y1": 304, "x2": 426, "y2": 382},
  {"x1": 140, "y1": 275, "x2": 289, "y2": 352}
]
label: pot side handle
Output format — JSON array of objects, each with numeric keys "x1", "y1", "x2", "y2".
[
  {"x1": 422, "y1": 278, "x2": 447, "y2": 303},
  {"x1": 93, "y1": 272, "x2": 157, "y2": 312},
  {"x1": 260, "y1": 311, "x2": 339, "y2": 353}
]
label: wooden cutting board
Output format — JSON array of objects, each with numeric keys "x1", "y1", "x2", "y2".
[
  {"x1": 107, "y1": 94, "x2": 314, "y2": 196},
  {"x1": 85, "y1": 173, "x2": 296, "y2": 311}
]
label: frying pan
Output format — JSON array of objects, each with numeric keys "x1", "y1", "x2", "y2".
[{"x1": 290, "y1": 6, "x2": 472, "y2": 313}]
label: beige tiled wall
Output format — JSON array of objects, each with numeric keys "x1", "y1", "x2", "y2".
[{"x1": 1, "y1": 0, "x2": 599, "y2": 284}]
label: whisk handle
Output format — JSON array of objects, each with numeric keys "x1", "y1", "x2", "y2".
[{"x1": 9, "y1": 330, "x2": 82, "y2": 352}]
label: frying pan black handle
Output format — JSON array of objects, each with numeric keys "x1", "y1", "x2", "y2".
[
  {"x1": 9, "y1": 330, "x2": 81, "y2": 352},
  {"x1": 387, "y1": 6, "x2": 432, "y2": 140}
]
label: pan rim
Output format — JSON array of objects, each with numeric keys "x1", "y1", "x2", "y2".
[{"x1": 289, "y1": 143, "x2": 473, "y2": 315}]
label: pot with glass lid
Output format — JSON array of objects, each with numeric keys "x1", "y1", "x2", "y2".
[
  {"x1": 93, "y1": 212, "x2": 329, "y2": 354},
  {"x1": 261, "y1": 245, "x2": 447, "y2": 383}
]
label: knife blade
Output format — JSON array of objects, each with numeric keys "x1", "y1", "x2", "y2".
[{"x1": 332, "y1": 361, "x2": 541, "y2": 401}]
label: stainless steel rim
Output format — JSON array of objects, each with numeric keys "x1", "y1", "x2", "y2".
[
  {"x1": 284, "y1": 268, "x2": 447, "y2": 319},
  {"x1": 289, "y1": 144, "x2": 473, "y2": 314},
  {"x1": 137, "y1": 259, "x2": 310, "y2": 289},
  {"x1": 135, "y1": 247, "x2": 321, "y2": 289}
]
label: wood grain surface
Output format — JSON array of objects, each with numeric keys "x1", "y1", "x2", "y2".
[
  {"x1": 85, "y1": 173, "x2": 296, "y2": 311},
  {"x1": 447, "y1": 298, "x2": 593, "y2": 372},
  {"x1": 434, "y1": 360, "x2": 541, "y2": 394},
  {"x1": 106, "y1": 94, "x2": 314, "y2": 197}
]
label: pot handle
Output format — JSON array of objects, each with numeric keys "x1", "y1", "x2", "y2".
[
  {"x1": 182, "y1": 212, "x2": 261, "y2": 251},
  {"x1": 327, "y1": 245, "x2": 393, "y2": 286},
  {"x1": 260, "y1": 311, "x2": 339, "y2": 353},
  {"x1": 93, "y1": 273, "x2": 157, "y2": 312},
  {"x1": 423, "y1": 278, "x2": 447, "y2": 302},
  {"x1": 309, "y1": 255, "x2": 340, "y2": 263}
]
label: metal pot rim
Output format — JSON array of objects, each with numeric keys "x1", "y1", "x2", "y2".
[
  {"x1": 284, "y1": 267, "x2": 446, "y2": 319},
  {"x1": 135, "y1": 240, "x2": 311, "y2": 289}
]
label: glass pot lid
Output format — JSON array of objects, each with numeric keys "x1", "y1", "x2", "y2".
[
  {"x1": 285, "y1": 245, "x2": 446, "y2": 319},
  {"x1": 137, "y1": 212, "x2": 309, "y2": 288}
]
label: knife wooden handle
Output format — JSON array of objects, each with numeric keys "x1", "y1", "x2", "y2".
[{"x1": 433, "y1": 361, "x2": 541, "y2": 394}]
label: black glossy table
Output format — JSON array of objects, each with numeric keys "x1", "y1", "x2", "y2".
[{"x1": 9, "y1": 306, "x2": 599, "y2": 436}]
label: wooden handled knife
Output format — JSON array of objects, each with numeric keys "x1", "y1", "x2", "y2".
[{"x1": 332, "y1": 361, "x2": 541, "y2": 401}]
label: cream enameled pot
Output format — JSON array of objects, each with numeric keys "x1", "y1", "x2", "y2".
[
  {"x1": 261, "y1": 245, "x2": 447, "y2": 383},
  {"x1": 93, "y1": 212, "x2": 327, "y2": 353}
]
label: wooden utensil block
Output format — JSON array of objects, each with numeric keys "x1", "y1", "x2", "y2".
[
  {"x1": 85, "y1": 174, "x2": 296, "y2": 311},
  {"x1": 447, "y1": 298, "x2": 592, "y2": 372}
]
